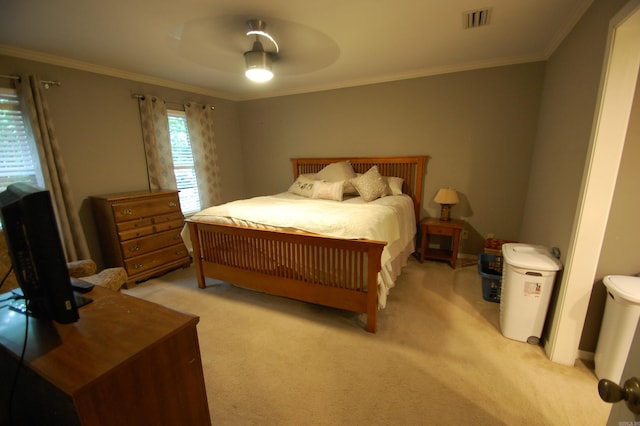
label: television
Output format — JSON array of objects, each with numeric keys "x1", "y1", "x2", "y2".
[{"x1": 0, "y1": 183, "x2": 89, "y2": 323}]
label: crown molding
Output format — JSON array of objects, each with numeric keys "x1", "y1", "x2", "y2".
[
  {"x1": 0, "y1": 44, "x2": 240, "y2": 101},
  {"x1": 544, "y1": 0, "x2": 594, "y2": 57},
  {"x1": 1, "y1": 44, "x2": 547, "y2": 102},
  {"x1": 236, "y1": 54, "x2": 547, "y2": 101}
]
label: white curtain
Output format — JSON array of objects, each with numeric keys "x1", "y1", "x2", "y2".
[
  {"x1": 15, "y1": 75, "x2": 90, "y2": 261},
  {"x1": 137, "y1": 96, "x2": 177, "y2": 190},
  {"x1": 138, "y1": 96, "x2": 221, "y2": 209},
  {"x1": 184, "y1": 102, "x2": 221, "y2": 208}
]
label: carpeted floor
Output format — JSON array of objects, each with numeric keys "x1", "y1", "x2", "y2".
[{"x1": 123, "y1": 257, "x2": 611, "y2": 425}]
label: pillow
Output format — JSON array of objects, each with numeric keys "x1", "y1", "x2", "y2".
[
  {"x1": 343, "y1": 179, "x2": 358, "y2": 195},
  {"x1": 288, "y1": 175, "x2": 316, "y2": 198},
  {"x1": 385, "y1": 176, "x2": 404, "y2": 195},
  {"x1": 351, "y1": 166, "x2": 389, "y2": 202},
  {"x1": 315, "y1": 161, "x2": 356, "y2": 182},
  {"x1": 311, "y1": 181, "x2": 344, "y2": 201}
]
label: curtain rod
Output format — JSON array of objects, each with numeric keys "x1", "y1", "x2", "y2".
[
  {"x1": 0, "y1": 74, "x2": 62, "y2": 88},
  {"x1": 131, "y1": 93, "x2": 214, "y2": 110}
]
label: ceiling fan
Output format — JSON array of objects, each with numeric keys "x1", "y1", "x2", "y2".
[
  {"x1": 243, "y1": 19, "x2": 279, "y2": 83},
  {"x1": 169, "y1": 15, "x2": 339, "y2": 83}
]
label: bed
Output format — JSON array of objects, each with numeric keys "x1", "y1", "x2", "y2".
[{"x1": 186, "y1": 156, "x2": 428, "y2": 332}]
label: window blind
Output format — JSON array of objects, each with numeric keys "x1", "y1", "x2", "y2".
[
  {"x1": 0, "y1": 89, "x2": 42, "y2": 192},
  {"x1": 168, "y1": 110, "x2": 201, "y2": 214}
]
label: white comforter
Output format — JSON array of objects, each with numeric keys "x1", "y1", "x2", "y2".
[{"x1": 187, "y1": 192, "x2": 416, "y2": 308}]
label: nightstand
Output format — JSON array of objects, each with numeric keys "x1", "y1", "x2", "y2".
[{"x1": 419, "y1": 217, "x2": 465, "y2": 268}]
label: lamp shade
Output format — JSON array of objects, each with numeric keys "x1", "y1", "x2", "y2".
[
  {"x1": 434, "y1": 188, "x2": 459, "y2": 205},
  {"x1": 244, "y1": 45, "x2": 273, "y2": 83}
]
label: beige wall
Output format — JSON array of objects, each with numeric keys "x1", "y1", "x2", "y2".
[
  {"x1": 0, "y1": 55, "x2": 246, "y2": 267},
  {"x1": 0, "y1": 59, "x2": 544, "y2": 265},
  {"x1": 239, "y1": 64, "x2": 545, "y2": 253},
  {"x1": 520, "y1": 0, "x2": 628, "y2": 251},
  {"x1": 517, "y1": 0, "x2": 634, "y2": 355}
]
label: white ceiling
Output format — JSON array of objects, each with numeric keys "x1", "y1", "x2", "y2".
[{"x1": 0, "y1": 0, "x2": 593, "y2": 101}]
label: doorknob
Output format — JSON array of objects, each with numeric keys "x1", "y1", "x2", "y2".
[{"x1": 598, "y1": 377, "x2": 640, "y2": 415}]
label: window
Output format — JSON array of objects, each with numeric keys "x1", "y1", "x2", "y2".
[
  {"x1": 167, "y1": 110, "x2": 200, "y2": 214},
  {"x1": 0, "y1": 88, "x2": 44, "y2": 193}
]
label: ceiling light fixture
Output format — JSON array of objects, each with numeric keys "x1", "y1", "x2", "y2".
[{"x1": 244, "y1": 19, "x2": 279, "y2": 83}]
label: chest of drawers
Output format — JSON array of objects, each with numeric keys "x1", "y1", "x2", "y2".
[{"x1": 91, "y1": 190, "x2": 191, "y2": 288}]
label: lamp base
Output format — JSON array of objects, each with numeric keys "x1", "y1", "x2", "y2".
[{"x1": 439, "y1": 204, "x2": 452, "y2": 221}]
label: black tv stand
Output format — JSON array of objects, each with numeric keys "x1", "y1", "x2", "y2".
[
  {"x1": 7, "y1": 289, "x2": 92, "y2": 317},
  {"x1": 73, "y1": 292, "x2": 93, "y2": 308}
]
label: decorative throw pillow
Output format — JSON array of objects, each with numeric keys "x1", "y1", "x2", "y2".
[
  {"x1": 351, "y1": 166, "x2": 389, "y2": 202},
  {"x1": 344, "y1": 174, "x2": 361, "y2": 195},
  {"x1": 311, "y1": 180, "x2": 344, "y2": 201},
  {"x1": 385, "y1": 176, "x2": 404, "y2": 195},
  {"x1": 315, "y1": 161, "x2": 356, "y2": 182},
  {"x1": 288, "y1": 175, "x2": 316, "y2": 197}
]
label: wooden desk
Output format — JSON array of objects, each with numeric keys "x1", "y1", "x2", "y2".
[
  {"x1": 419, "y1": 217, "x2": 465, "y2": 268},
  {"x1": 0, "y1": 286, "x2": 211, "y2": 426}
]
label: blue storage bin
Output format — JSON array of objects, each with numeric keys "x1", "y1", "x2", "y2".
[{"x1": 478, "y1": 253, "x2": 502, "y2": 303}]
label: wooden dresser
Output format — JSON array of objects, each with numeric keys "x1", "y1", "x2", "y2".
[
  {"x1": 91, "y1": 190, "x2": 191, "y2": 287},
  {"x1": 0, "y1": 286, "x2": 211, "y2": 425}
]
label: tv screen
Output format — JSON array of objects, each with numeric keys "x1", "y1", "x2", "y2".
[{"x1": 0, "y1": 183, "x2": 82, "y2": 323}]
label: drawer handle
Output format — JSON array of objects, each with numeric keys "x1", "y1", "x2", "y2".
[
  {"x1": 121, "y1": 208, "x2": 133, "y2": 215},
  {"x1": 133, "y1": 263, "x2": 143, "y2": 269},
  {"x1": 128, "y1": 245, "x2": 140, "y2": 252},
  {"x1": 168, "y1": 201, "x2": 177, "y2": 207},
  {"x1": 176, "y1": 249, "x2": 185, "y2": 255},
  {"x1": 173, "y1": 234, "x2": 181, "y2": 240}
]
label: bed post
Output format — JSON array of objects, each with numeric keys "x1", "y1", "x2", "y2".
[
  {"x1": 366, "y1": 243, "x2": 384, "y2": 333},
  {"x1": 366, "y1": 302, "x2": 378, "y2": 333},
  {"x1": 187, "y1": 221, "x2": 207, "y2": 289},
  {"x1": 413, "y1": 156, "x2": 426, "y2": 222}
]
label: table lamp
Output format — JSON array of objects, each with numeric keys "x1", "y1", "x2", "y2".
[{"x1": 434, "y1": 188, "x2": 459, "y2": 221}]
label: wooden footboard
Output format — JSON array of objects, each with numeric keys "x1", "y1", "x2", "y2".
[
  {"x1": 188, "y1": 156, "x2": 428, "y2": 332},
  {"x1": 187, "y1": 220, "x2": 386, "y2": 332}
]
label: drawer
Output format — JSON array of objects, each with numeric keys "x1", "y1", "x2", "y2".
[
  {"x1": 118, "y1": 224, "x2": 155, "y2": 241},
  {"x1": 153, "y1": 212, "x2": 184, "y2": 224},
  {"x1": 125, "y1": 244, "x2": 189, "y2": 276},
  {"x1": 116, "y1": 218, "x2": 153, "y2": 232},
  {"x1": 427, "y1": 225, "x2": 455, "y2": 236},
  {"x1": 112, "y1": 194, "x2": 182, "y2": 222},
  {"x1": 121, "y1": 229, "x2": 185, "y2": 259},
  {"x1": 154, "y1": 219, "x2": 184, "y2": 233},
  {"x1": 116, "y1": 214, "x2": 183, "y2": 240}
]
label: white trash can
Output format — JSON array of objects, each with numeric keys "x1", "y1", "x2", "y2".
[
  {"x1": 594, "y1": 275, "x2": 640, "y2": 382},
  {"x1": 499, "y1": 243, "x2": 563, "y2": 343}
]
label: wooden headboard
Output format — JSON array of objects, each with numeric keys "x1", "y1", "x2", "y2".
[{"x1": 291, "y1": 156, "x2": 429, "y2": 221}]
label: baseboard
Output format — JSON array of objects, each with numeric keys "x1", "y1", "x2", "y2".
[
  {"x1": 458, "y1": 253, "x2": 477, "y2": 260},
  {"x1": 577, "y1": 350, "x2": 595, "y2": 362},
  {"x1": 456, "y1": 253, "x2": 478, "y2": 268}
]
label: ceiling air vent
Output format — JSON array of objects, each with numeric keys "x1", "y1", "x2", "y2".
[{"x1": 464, "y1": 8, "x2": 492, "y2": 29}]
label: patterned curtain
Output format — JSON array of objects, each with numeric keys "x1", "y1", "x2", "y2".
[
  {"x1": 14, "y1": 75, "x2": 90, "y2": 261},
  {"x1": 184, "y1": 102, "x2": 221, "y2": 208},
  {"x1": 137, "y1": 96, "x2": 177, "y2": 190}
]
